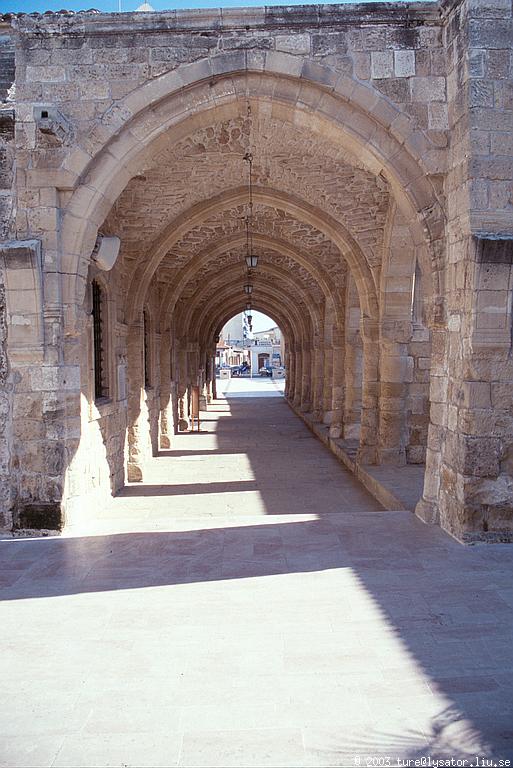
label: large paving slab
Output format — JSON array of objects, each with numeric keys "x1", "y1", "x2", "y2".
[{"x1": 1, "y1": 378, "x2": 512, "y2": 767}]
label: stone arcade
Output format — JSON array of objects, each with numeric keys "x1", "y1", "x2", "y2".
[{"x1": 0, "y1": 0, "x2": 512, "y2": 541}]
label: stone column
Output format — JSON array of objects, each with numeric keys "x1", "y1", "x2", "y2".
[
  {"x1": 159, "y1": 328, "x2": 173, "y2": 449},
  {"x1": 417, "y1": 237, "x2": 513, "y2": 542},
  {"x1": 285, "y1": 347, "x2": 295, "y2": 401},
  {"x1": 205, "y1": 353, "x2": 214, "y2": 404},
  {"x1": 300, "y1": 343, "x2": 312, "y2": 413},
  {"x1": 343, "y1": 275, "x2": 362, "y2": 441},
  {"x1": 127, "y1": 318, "x2": 150, "y2": 481},
  {"x1": 416, "y1": 0, "x2": 513, "y2": 541},
  {"x1": 311, "y1": 337, "x2": 324, "y2": 422},
  {"x1": 292, "y1": 343, "x2": 302, "y2": 407},
  {"x1": 321, "y1": 343, "x2": 334, "y2": 425},
  {"x1": 0, "y1": 239, "x2": 80, "y2": 529},
  {"x1": 329, "y1": 329, "x2": 345, "y2": 439},
  {"x1": 321, "y1": 303, "x2": 336, "y2": 426},
  {"x1": 211, "y1": 349, "x2": 218, "y2": 401},
  {"x1": 357, "y1": 317, "x2": 379, "y2": 465},
  {"x1": 376, "y1": 320, "x2": 413, "y2": 466},
  {"x1": 176, "y1": 341, "x2": 189, "y2": 432}
]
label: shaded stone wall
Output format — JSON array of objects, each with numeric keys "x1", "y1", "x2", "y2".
[
  {"x1": 417, "y1": 0, "x2": 513, "y2": 541},
  {"x1": 0, "y1": 276, "x2": 10, "y2": 527},
  {"x1": 0, "y1": 72, "x2": 14, "y2": 526}
]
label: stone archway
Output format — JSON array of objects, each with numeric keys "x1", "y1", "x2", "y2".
[{"x1": 4, "y1": 3, "x2": 512, "y2": 542}]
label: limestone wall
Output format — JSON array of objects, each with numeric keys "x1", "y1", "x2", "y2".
[{"x1": 0, "y1": 0, "x2": 512, "y2": 540}]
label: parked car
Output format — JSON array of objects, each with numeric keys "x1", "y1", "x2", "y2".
[{"x1": 231, "y1": 362, "x2": 250, "y2": 377}]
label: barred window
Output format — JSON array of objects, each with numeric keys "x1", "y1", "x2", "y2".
[
  {"x1": 92, "y1": 280, "x2": 109, "y2": 400},
  {"x1": 412, "y1": 261, "x2": 424, "y2": 326},
  {"x1": 143, "y1": 309, "x2": 151, "y2": 389}
]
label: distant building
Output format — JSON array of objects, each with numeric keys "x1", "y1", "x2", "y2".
[
  {"x1": 252, "y1": 326, "x2": 281, "y2": 344},
  {"x1": 219, "y1": 313, "x2": 249, "y2": 346}
]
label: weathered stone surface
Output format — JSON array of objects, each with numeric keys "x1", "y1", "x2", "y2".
[{"x1": 0, "y1": 0, "x2": 511, "y2": 543}]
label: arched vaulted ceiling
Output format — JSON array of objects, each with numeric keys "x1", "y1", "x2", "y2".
[{"x1": 101, "y1": 108, "x2": 391, "y2": 339}]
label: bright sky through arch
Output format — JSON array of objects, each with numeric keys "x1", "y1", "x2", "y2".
[{"x1": 249, "y1": 311, "x2": 279, "y2": 334}]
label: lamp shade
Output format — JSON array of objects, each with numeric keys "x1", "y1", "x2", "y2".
[
  {"x1": 243, "y1": 283, "x2": 253, "y2": 295},
  {"x1": 245, "y1": 254, "x2": 258, "y2": 269}
]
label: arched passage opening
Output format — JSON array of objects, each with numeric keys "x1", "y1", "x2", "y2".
[{"x1": 15, "y1": 58, "x2": 446, "y2": 530}]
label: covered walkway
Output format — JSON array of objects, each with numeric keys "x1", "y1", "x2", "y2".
[{"x1": 1, "y1": 379, "x2": 513, "y2": 766}]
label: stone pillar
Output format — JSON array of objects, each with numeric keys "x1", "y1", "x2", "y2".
[
  {"x1": 418, "y1": 237, "x2": 513, "y2": 542},
  {"x1": 311, "y1": 336, "x2": 324, "y2": 422},
  {"x1": 343, "y1": 275, "x2": 362, "y2": 441},
  {"x1": 0, "y1": 239, "x2": 80, "y2": 529},
  {"x1": 415, "y1": 324, "x2": 446, "y2": 526},
  {"x1": 358, "y1": 317, "x2": 379, "y2": 465},
  {"x1": 285, "y1": 347, "x2": 294, "y2": 401},
  {"x1": 416, "y1": 0, "x2": 513, "y2": 541},
  {"x1": 127, "y1": 318, "x2": 149, "y2": 481},
  {"x1": 329, "y1": 329, "x2": 345, "y2": 439},
  {"x1": 376, "y1": 320, "x2": 413, "y2": 466},
  {"x1": 300, "y1": 343, "x2": 312, "y2": 413},
  {"x1": 321, "y1": 303, "x2": 336, "y2": 426},
  {"x1": 293, "y1": 343, "x2": 302, "y2": 407},
  {"x1": 205, "y1": 353, "x2": 214, "y2": 404},
  {"x1": 159, "y1": 329, "x2": 173, "y2": 449},
  {"x1": 407, "y1": 322, "x2": 431, "y2": 464},
  {"x1": 176, "y1": 341, "x2": 189, "y2": 432},
  {"x1": 211, "y1": 349, "x2": 217, "y2": 401},
  {"x1": 321, "y1": 343, "x2": 334, "y2": 425}
]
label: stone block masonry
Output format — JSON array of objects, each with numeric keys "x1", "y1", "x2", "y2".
[{"x1": 0, "y1": 0, "x2": 511, "y2": 541}]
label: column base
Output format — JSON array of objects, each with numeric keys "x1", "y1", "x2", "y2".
[
  {"x1": 127, "y1": 462, "x2": 144, "y2": 482},
  {"x1": 357, "y1": 445, "x2": 377, "y2": 465},
  {"x1": 415, "y1": 497, "x2": 439, "y2": 525},
  {"x1": 323, "y1": 410, "x2": 334, "y2": 425},
  {"x1": 376, "y1": 448, "x2": 407, "y2": 467}
]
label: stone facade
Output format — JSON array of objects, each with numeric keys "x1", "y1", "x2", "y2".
[{"x1": 0, "y1": 0, "x2": 512, "y2": 541}]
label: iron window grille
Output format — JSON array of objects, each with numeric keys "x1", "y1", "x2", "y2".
[
  {"x1": 92, "y1": 280, "x2": 108, "y2": 400},
  {"x1": 143, "y1": 309, "x2": 151, "y2": 389}
]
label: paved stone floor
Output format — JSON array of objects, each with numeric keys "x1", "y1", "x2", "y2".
[{"x1": 1, "y1": 377, "x2": 513, "y2": 767}]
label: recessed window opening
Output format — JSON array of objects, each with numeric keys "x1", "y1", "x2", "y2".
[
  {"x1": 92, "y1": 280, "x2": 109, "y2": 400},
  {"x1": 412, "y1": 261, "x2": 424, "y2": 326},
  {"x1": 143, "y1": 309, "x2": 151, "y2": 389}
]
